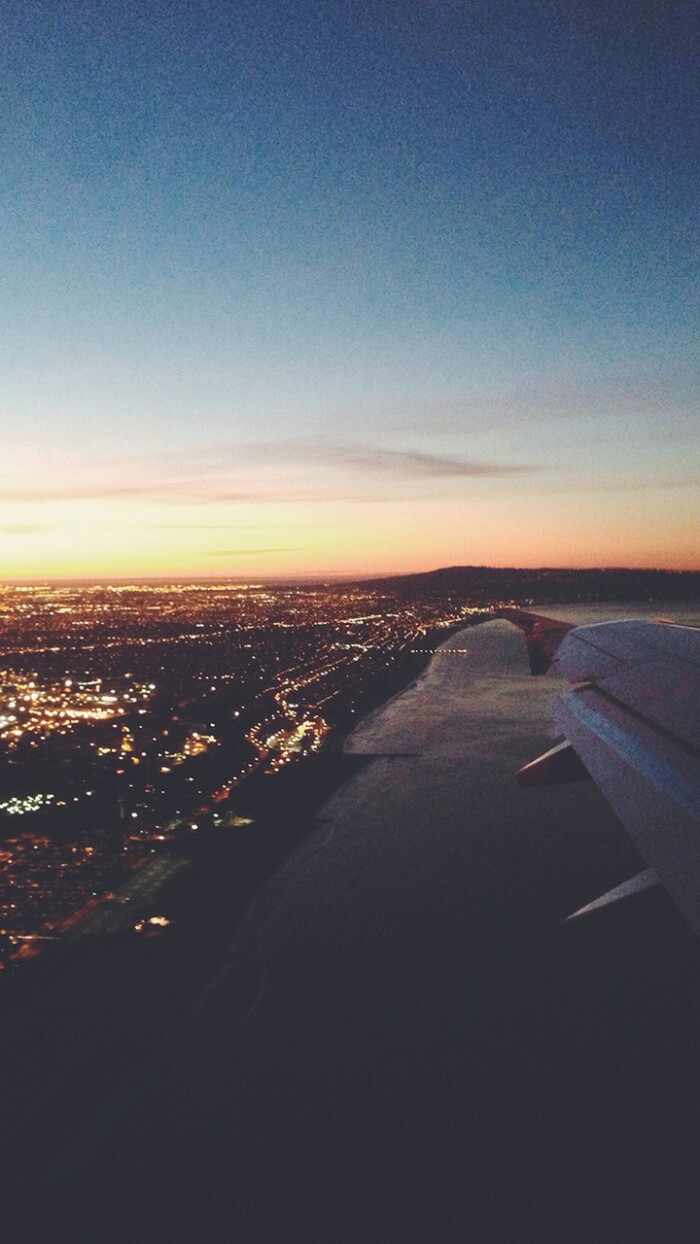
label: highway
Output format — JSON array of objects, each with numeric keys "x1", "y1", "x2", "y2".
[{"x1": 63, "y1": 856, "x2": 190, "y2": 940}]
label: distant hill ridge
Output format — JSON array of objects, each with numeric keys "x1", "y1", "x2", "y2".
[{"x1": 353, "y1": 565, "x2": 700, "y2": 604}]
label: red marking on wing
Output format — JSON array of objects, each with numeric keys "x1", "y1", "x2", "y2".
[{"x1": 498, "y1": 608, "x2": 575, "y2": 675}]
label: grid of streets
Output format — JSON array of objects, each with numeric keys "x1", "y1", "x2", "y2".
[{"x1": 0, "y1": 581, "x2": 481, "y2": 967}]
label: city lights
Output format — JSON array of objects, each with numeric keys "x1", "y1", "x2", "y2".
[{"x1": 0, "y1": 578, "x2": 483, "y2": 971}]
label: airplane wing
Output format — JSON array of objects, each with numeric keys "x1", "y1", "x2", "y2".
[{"x1": 507, "y1": 613, "x2": 700, "y2": 935}]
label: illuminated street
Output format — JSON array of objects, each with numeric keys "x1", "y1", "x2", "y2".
[{"x1": 0, "y1": 579, "x2": 481, "y2": 965}]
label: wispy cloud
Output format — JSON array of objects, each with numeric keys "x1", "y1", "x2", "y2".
[
  {"x1": 249, "y1": 444, "x2": 531, "y2": 478},
  {"x1": 545, "y1": 475, "x2": 700, "y2": 496},
  {"x1": 206, "y1": 547, "x2": 305, "y2": 556},
  {"x1": 363, "y1": 369, "x2": 700, "y2": 436},
  {"x1": 0, "y1": 524, "x2": 47, "y2": 535},
  {"x1": 2, "y1": 441, "x2": 532, "y2": 505},
  {"x1": 150, "y1": 524, "x2": 268, "y2": 531},
  {"x1": 148, "y1": 522, "x2": 331, "y2": 531},
  {"x1": 0, "y1": 483, "x2": 248, "y2": 503}
]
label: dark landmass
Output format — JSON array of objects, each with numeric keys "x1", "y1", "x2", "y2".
[
  {"x1": 8, "y1": 565, "x2": 700, "y2": 602},
  {"x1": 1, "y1": 581, "x2": 698, "y2": 1242},
  {"x1": 356, "y1": 564, "x2": 700, "y2": 604},
  {"x1": 22, "y1": 614, "x2": 700, "y2": 1244},
  {"x1": 0, "y1": 617, "x2": 472, "y2": 1238}
]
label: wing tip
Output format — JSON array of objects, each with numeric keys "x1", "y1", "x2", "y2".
[{"x1": 497, "y1": 608, "x2": 575, "y2": 676}]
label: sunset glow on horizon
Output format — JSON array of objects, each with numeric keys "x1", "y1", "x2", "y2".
[
  {"x1": 3, "y1": 485, "x2": 700, "y2": 582},
  {"x1": 2, "y1": 2, "x2": 698, "y2": 581}
]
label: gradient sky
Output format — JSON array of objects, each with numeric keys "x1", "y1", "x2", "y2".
[{"x1": 2, "y1": 0, "x2": 698, "y2": 579}]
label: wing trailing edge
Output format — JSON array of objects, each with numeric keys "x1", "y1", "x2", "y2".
[
  {"x1": 497, "y1": 608, "x2": 574, "y2": 674},
  {"x1": 506, "y1": 614, "x2": 700, "y2": 937}
]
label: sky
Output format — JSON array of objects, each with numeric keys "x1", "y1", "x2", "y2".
[{"x1": 2, "y1": 0, "x2": 698, "y2": 579}]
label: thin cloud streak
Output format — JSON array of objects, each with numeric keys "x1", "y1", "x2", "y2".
[
  {"x1": 0, "y1": 524, "x2": 47, "y2": 535},
  {"x1": 206, "y1": 548, "x2": 305, "y2": 556},
  {"x1": 545, "y1": 476, "x2": 700, "y2": 496},
  {"x1": 148, "y1": 523, "x2": 332, "y2": 531},
  {"x1": 2, "y1": 442, "x2": 534, "y2": 505},
  {"x1": 363, "y1": 371, "x2": 700, "y2": 436},
  {"x1": 235, "y1": 443, "x2": 532, "y2": 478}
]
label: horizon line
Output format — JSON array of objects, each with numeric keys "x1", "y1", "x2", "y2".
[{"x1": 2, "y1": 563, "x2": 699, "y2": 588}]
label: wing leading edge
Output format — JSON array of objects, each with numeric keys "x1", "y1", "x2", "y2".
[{"x1": 508, "y1": 615, "x2": 700, "y2": 936}]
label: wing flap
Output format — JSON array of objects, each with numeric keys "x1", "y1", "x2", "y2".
[
  {"x1": 556, "y1": 683, "x2": 700, "y2": 936},
  {"x1": 509, "y1": 615, "x2": 700, "y2": 937},
  {"x1": 556, "y1": 621, "x2": 700, "y2": 751}
]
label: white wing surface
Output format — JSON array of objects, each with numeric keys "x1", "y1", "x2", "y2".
[{"x1": 546, "y1": 621, "x2": 700, "y2": 935}]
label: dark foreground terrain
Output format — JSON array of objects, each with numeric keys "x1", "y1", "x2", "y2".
[{"x1": 10, "y1": 612, "x2": 700, "y2": 1244}]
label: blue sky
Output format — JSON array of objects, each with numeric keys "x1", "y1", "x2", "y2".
[{"x1": 1, "y1": 0, "x2": 698, "y2": 576}]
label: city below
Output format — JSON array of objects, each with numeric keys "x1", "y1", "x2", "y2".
[
  {"x1": 0, "y1": 566, "x2": 698, "y2": 978},
  {"x1": 1, "y1": 565, "x2": 700, "y2": 1244}
]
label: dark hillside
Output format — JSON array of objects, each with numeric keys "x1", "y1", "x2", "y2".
[{"x1": 354, "y1": 565, "x2": 700, "y2": 605}]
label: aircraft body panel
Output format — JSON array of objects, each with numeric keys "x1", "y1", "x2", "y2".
[
  {"x1": 557, "y1": 621, "x2": 700, "y2": 748},
  {"x1": 514, "y1": 617, "x2": 700, "y2": 934},
  {"x1": 555, "y1": 680, "x2": 700, "y2": 935}
]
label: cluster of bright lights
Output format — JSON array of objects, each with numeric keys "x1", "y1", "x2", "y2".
[
  {"x1": 0, "y1": 793, "x2": 55, "y2": 817},
  {"x1": 0, "y1": 673, "x2": 156, "y2": 745},
  {"x1": 181, "y1": 731, "x2": 217, "y2": 758}
]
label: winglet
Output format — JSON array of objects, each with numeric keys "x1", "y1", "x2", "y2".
[{"x1": 498, "y1": 609, "x2": 575, "y2": 675}]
